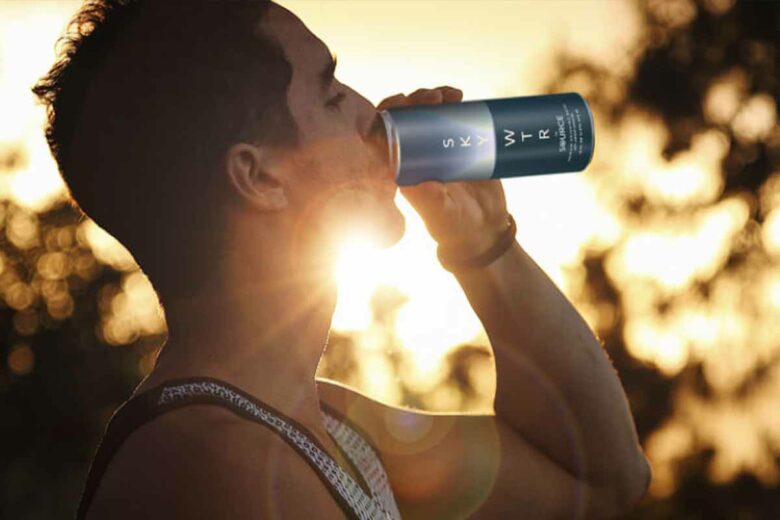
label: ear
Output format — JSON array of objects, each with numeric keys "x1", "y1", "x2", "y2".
[{"x1": 224, "y1": 142, "x2": 288, "y2": 212}]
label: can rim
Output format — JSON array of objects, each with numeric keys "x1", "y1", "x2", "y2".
[{"x1": 379, "y1": 110, "x2": 399, "y2": 182}]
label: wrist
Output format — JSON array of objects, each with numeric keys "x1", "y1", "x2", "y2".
[{"x1": 437, "y1": 213, "x2": 517, "y2": 273}]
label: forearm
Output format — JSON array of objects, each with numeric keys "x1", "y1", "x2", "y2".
[{"x1": 451, "y1": 239, "x2": 649, "y2": 494}]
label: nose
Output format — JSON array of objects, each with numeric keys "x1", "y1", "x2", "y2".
[{"x1": 347, "y1": 86, "x2": 390, "y2": 166}]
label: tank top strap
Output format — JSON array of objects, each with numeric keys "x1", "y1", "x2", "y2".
[{"x1": 77, "y1": 376, "x2": 398, "y2": 520}]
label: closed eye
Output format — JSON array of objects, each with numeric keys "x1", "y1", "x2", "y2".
[{"x1": 326, "y1": 91, "x2": 346, "y2": 110}]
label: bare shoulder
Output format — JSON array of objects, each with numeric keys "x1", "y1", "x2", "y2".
[
  {"x1": 85, "y1": 403, "x2": 346, "y2": 520},
  {"x1": 317, "y1": 378, "x2": 619, "y2": 519}
]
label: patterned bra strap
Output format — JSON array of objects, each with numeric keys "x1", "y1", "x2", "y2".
[
  {"x1": 77, "y1": 377, "x2": 393, "y2": 520},
  {"x1": 321, "y1": 403, "x2": 402, "y2": 520}
]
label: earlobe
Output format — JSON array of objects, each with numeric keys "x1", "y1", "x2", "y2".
[{"x1": 225, "y1": 143, "x2": 288, "y2": 212}]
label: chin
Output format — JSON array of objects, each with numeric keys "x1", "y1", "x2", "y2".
[
  {"x1": 318, "y1": 185, "x2": 404, "y2": 250},
  {"x1": 345, "y1": 197, "x2": 405, "y2": 250},
  {"x1": 373, "y1": 203, "x2": 406, "y2": 249}
]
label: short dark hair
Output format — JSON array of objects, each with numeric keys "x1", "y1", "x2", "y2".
[{"x1": 32, "y1": 0, "x2": 301, "y2": 309}]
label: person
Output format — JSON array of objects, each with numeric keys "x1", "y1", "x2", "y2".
[{"x1": 33, "y1": 1, "x2": 651, "y2": 518}]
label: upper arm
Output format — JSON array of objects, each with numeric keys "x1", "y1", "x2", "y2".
[
  {"x1": 317, "y1": 378, "x2": 645, "y2": 520},
  {"x1": 85, "y1": 404, "x2": 347, "y2": 520}
]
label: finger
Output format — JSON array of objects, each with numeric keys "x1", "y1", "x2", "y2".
[
  {"x1": 377, "y1": 87, "x2": 461, "y2": 112},
  {"x1": 377, "y1": 93, "x2": 407, "y2": 111},
  {"x1": 408, "y1": 88, "x2": 443, "y2": 104},
  {"x1": 408, "y1": 88, "x2": 434, "y2": 98},
  {"x1": 441, "y1": 87, "x2": 463, "y2": 102}
]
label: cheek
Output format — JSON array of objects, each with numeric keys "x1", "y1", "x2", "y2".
[
  {"x1": 307, "y1": 134, "x2": 375, "y2": 180},
  {"x1": 286, "y1": 110, "x2": 382, "y2": 195},
  {"x1": 314, "y1": 186, "x2": 392, "y2": 238}
]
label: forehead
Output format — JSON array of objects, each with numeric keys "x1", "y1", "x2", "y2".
[{"x1": 260, "y1": 4, "x2": 330, "y2": 84}]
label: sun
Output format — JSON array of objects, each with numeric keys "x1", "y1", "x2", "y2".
[{"x1": 331, "y1": 232, "x2": 386, "y2": 331}]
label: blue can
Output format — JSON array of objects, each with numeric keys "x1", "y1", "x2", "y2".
[{"x1": 379, "y1": 92, "x2": 595, "y2": 186}]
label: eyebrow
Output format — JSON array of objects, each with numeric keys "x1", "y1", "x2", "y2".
[{"x1": 318, "y1": 50, "x2": 338, "y2": 95}]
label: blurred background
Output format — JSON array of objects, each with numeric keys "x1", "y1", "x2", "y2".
[{"x1": 1, "y1": 0, "x2": 778, "y2": 517}]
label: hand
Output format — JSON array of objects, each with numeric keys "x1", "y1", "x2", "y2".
[{"x1": 377, "y1": 87, "x2": 510, "y2": 258}]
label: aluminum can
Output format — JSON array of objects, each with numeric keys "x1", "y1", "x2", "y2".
[{"x1": 379, "y1": 92, "x2": 595, "y2": 185}]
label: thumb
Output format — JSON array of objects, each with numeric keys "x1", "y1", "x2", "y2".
[
  {"x1": 399, "y1": 180, "x2": 447, "y2": 212},
  {"x1": 400, "y1": 181, "x2": 457, "y2": 243}
]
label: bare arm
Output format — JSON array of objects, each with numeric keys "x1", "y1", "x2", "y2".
[
  {"x1": 318, "y1": 376, "x2": 643, "y2": 519},
  {"x1": 451, "y1": 239, "x2": 651, "y2": 512},
  {"x1": 384, "y1": 85, "x2": 650, "y2": 514}
]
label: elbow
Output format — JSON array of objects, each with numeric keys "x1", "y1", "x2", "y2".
[
  {"x1": 586, "y1": 453, "x2": 652, "y2": 519},
  {"x1": 608, "y1": 454, "x2": 653, "y2": 518},
  {"x1": 625, "y1": 453, "x2": 653, "y2": 508}
]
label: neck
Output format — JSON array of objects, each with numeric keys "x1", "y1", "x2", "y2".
[{"x1": 143, "y1": 229, "x2": 341, "y2": 445}]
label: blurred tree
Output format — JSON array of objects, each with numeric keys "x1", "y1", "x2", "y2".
[
  {"x1": 0, "y1": 194, "x2": 151, "y2": 518},
  {"x1": 537, "y1": 0, "x2": 780, "y2": 517}
]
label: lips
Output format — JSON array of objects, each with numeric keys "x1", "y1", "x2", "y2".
[
  {"x1": 365, "y1": 113, "x2": 395, "y2": 183},
  {"x1": 366, "y1": 114, "x2": 389, "y2": 162}
]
